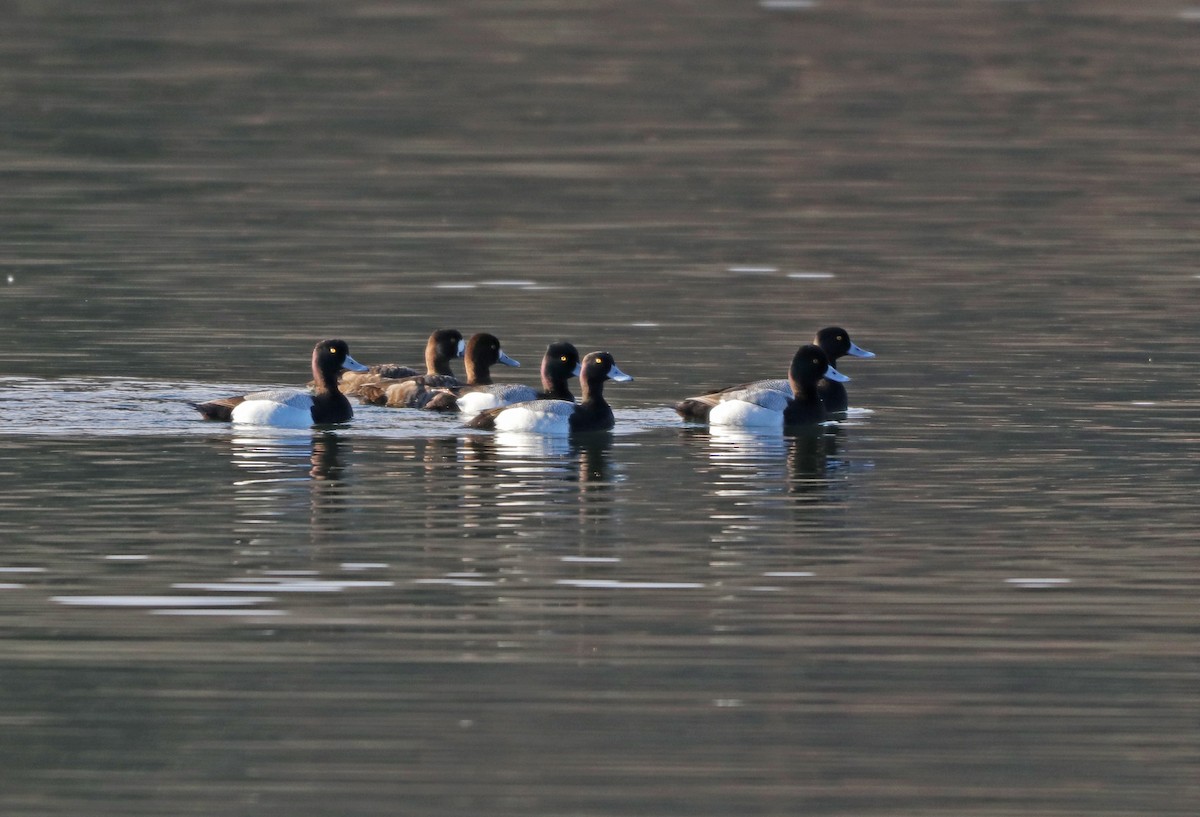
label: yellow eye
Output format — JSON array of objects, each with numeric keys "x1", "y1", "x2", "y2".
[
  {"x1": 329, "y1": 347, "x2": 339, "y2": 354},
  {"x1": 594, "y1": 357, "x2": 603, "y2": 365},
  {"x1": 560, "y1": 355, "x2": 568, "y2": 362}
]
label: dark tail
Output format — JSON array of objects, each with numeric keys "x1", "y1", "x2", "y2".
[
  {"x1": 193, "y1": 397, "x2": 242, "y2": 422},
  {"x1": 465, "y1": 407, "x2": 501, "y2": 429},
  {"x1": 674, "y1": 396, "x2": 717, "y2": 422}
]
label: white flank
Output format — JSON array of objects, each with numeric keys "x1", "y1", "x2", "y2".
[
  {"x1": 709, "y1": 400, "x2": 784, "y2": 429},
  {"x1": 231, "y1": 395, "x2": 314, "y2": 428},
  {"x1": 493, "y1": 400, "x2": 575, "y2": 434},
  {"x1": 456, "y1": 391, "x2": 504, "y2": 414}
]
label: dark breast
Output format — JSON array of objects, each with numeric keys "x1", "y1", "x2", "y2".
[
  {"x1": 309, "y1": 392, "x2": 355, "y2": 424},
  {"x1": 567, "y1": 402, "x2": 614, "y2": 432}
]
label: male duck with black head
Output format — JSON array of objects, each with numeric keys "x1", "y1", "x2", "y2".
[
  {"x1": 195, "y1": 339, "x2": 368, "y2": 428},
  {"x1": 675, "y1": 326, "x2": 873, "y2": 421},
  {"x1": 466, "y1": 351, "x2": 632, "y2": 433},
  {"x1": 453, "y1": 341, "x2": 581, "y2": 414},
  {"x1": 812, "y1": 326, "x2": 874, "y2": 413},
  {"x1": 356, "y1": 332, "x2": 520, "y2": 409},
  {"x1": 338, "y1": 328, "x2": 465, "y2": 393},
  {"x1": 708, "y1": 344, "x2": 847, "y2": 430}
]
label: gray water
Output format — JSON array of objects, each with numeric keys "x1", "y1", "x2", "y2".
[{"x1": 2, "y1": 2, "x2": 1199, "y2": 815}]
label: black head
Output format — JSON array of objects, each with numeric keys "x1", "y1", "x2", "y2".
[
  {"x1": 312, "y1": 339, "x2": 367, "y2": 384},
  {"x1": 580, "y1": 351, "x2": 633, "y2": 385},
  {"x1": 314, "y1": 339, "x2": 355, "y2": 370},
  {"x1": 431, "y1": 328, "x2": 465, "y2": 360},
  {"x1": 542, "y1": 341, "x2": 581, "y2": 382},
  {"x1": 789, "y1": 344, "x2": 837, "y2": 391},
  {"x1": 813, "y1": 326, "x2": 875, "y2": 362}
]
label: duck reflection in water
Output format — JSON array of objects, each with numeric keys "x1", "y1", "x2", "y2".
[
  {"x1": 573, "y1": 432, "x2": 613, "y2": 485},
  {"x1": 482, "y1": 429, "x2": 609, "y2": 482},
  {"x1": 694, "y1": 425, "x2": 845, "y2": 555},
  {"x1": 786, "y1": 424, "x2": 841, "y2": 495},
  {"x1": 702, "y1": 424, "x2": 844, "y2": 503},
  {"x1": 229, "y1": 431, "x2": 351, "y2": 550},
  {"x1": 490, "y1": 430, "x2": 615, "y2": 485},
  {"x1": 379, "y1": 436, "x2": 461, "y2": 534},
  {"x1": 456, "y1": 430, "x2": 618, "y2": 545},
  {"x1": 309, "y1": 432, "x2": 345, "y2": 480},
  {"x1": 570, "y1": 433, "x2": 620, "y2": 550},
  {"x1": 705, "y1": 425, "x2": 793, "y2": 492}
]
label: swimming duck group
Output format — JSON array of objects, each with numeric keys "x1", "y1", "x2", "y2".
[{"x1": 194, "y1": 327, "x2": 873, "y2": 433}]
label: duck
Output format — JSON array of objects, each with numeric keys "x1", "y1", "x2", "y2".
[
  {"x1": 454, "y1": 341, "x2": 581, "y2": 414},
  {"x1": 466, "y1": 351, "x2": 632, "y2": 434},
  {"x1": 813, "y1": 326, "x2": 874, "y2": 413},
  {"x1": 194, "y1": 339, "x2": 369, "y2": 427},
  {"x1": 355, "y1": 332, "x2": 520, "y2": 409},
  {"x1": 337, "y1": 328, "x2": 464, "y2": 393},
  {"x1": 708, "y1": 344, "x2": 847, "y2": 429},
  {"x1": 675, "y1": 326, "x2": 873, "y2": 421}
]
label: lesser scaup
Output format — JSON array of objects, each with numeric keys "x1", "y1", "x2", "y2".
[
  {"x1": 708, "y1": 344, "x2": 847, "y2": 429},
  {"x1": 454, "y1": 341, "x2": 581, "y2": 413},
  {"x1": 356, "y1": 332, "x2": 520, "y2": 409},
  {"x1": 338, "y1": 328, "x2": 465, "y2": 393},
  {"x1": 466, "y1": 351, "x2": 632, "y2": 434},
  {"x1": 675, "y1": 326, "x2": 873, "y2": 420},
  {"x1": 195, "y1": 339, "x2": 369, "y2": 427},
  {"x1": 813, "y1": 326, "x2": 874, "y2": 413}
]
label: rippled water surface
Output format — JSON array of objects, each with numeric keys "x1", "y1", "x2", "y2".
[{"x1": 2, "y1": 2, "x2": 1200, "y2": 815}]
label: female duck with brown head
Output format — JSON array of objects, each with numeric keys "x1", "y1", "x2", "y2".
[
  {"x1": 339, "y1": 328, "x2": 465, "y2": 394},
  {"x1": 356, "y1": 332, "x2": 520, "y2": 409}
]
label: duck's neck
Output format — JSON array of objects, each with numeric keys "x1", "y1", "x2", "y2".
[
  {"x1": 542, "y1": 364, "x2": 574, "y2": 400},
  {"x1": 543, "y1": 381, "x2": 574, "y2": 400},
  {"x1": 464, "y1": 355, "x2": 492, "y2": 386},
  {"x1": 427, "y1": 340, "x2": 453, "y2": 376},
  {"x1": 579, "y1": 376, "x2": 606, "y2": 407},
  {"x1": 312, "y1": 353, "x2": 338, "y2": 396},
  {"x1": 789, "y1": 375, "x2": 820, "y2": 403}
]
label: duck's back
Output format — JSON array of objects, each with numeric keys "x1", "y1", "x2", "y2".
[
  {"x1": 352, "y1": 374, "x2": 462, "y2": 408},
  {"x1": 676, "y1": 377, "x2": 790, "y2": 421},
  {"x1": 338, "y1": 364, "x2": 420, "y2": 392},
  {"x1": 456, "y1": 384, "x2": 540, "y2": 414}
]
